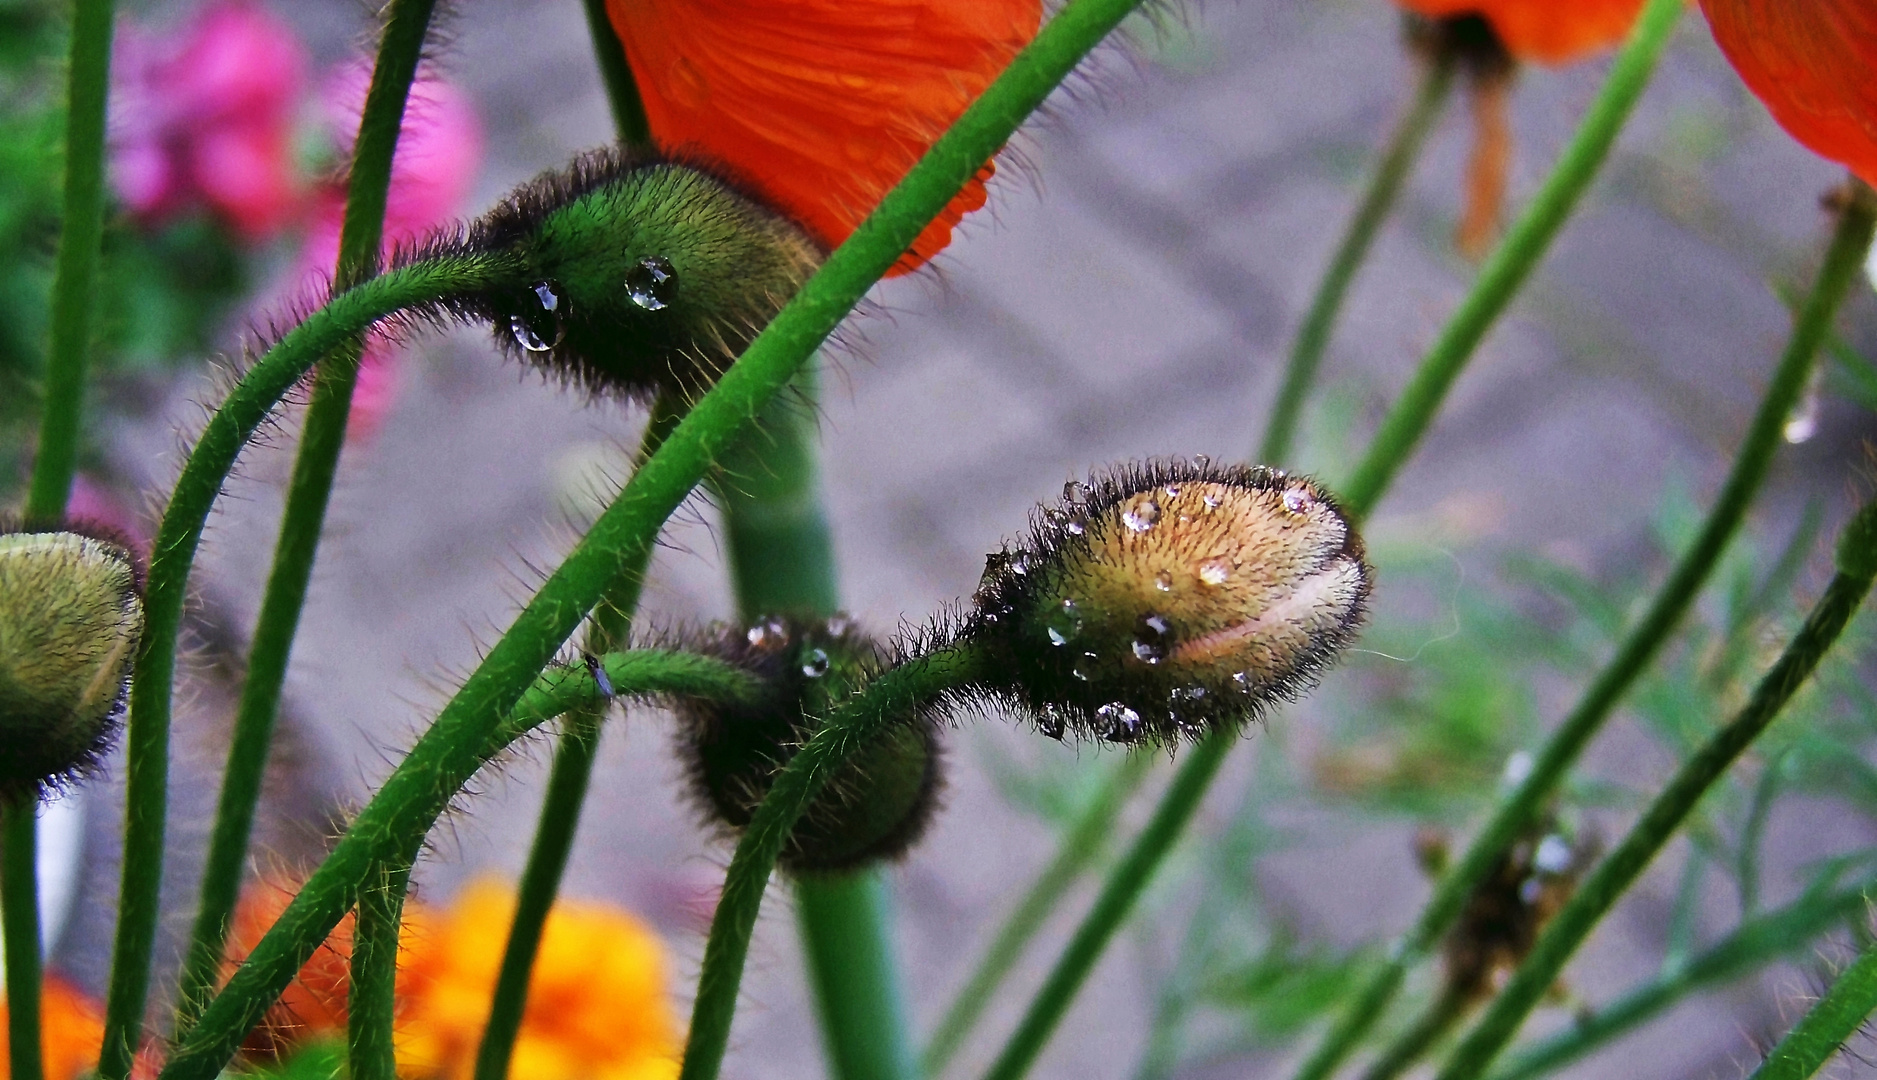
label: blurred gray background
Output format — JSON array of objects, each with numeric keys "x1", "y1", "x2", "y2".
[{"x1": 53, "y1": 0, "x2": 1877, "y2": 1077}]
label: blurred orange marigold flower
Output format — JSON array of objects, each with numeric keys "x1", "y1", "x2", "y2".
[
  {"x1": 0, "y1": 976, "x2": 105, "y2": 1080},
  {"x1": 1699, "y1": 0, "x2": 1877, "y2": 188},
  {"x1": 395, "y1": 879, "x2": 680, "y2": 1080},
  {"x1": 1394, "y1": 0, "x2": 1645, "y2": 63},
  {"x1": 605, "y1": 0, "x2": 1043, "y2": 273}
]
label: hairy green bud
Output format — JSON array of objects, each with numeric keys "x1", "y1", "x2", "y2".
[
  {"x1": 968, "y1": 459, "x2": 1371, "y2": 745},
  {"x1": 673, "y1": 614, "x2": 943, "y2": 874},
  {"x1": 0, "y1": 525, "x2": 144, "y2": 803},
  {"x1": 459, "y1": 146, "x2": 823, "y2": 400}
]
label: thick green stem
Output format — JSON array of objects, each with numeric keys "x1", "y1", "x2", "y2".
[
  {"x1": 472, "y1": 404, "x2": 680, "y2": 1080},
  {"x1": 1289, "y1": 175, "x2": 1877, "y2": 1080},
  {"x1": 1488, "y1": 881, "x2": 1875, "y2": 1080},
  {"x1": 3, "y1": 813, "x2": 42, "y2": 1080},
  {"x1": 102, "y1": 250, "x2": 515, "y2": 1077},
  {"x1": 172, "y1": 0, "x2": 439, "y2": 1040},
  {"x1": 11, "y1": 1, "x2": 116, "y2": 1070},
  {"x1": 167, "y1": 2, "x2": 1141, "y2": 1070},
  {"x1": 1338, "y1": 0, "x2": 1681, "y2": 516},
  {"x1": 579, "y1": 0, "x2": 651, "y2": 148},
  {"x1": 349, "y1": 863, "x2": 411, "y2": 1080},
  {"x1": 922, "y1": 752, "x2": 1152, "y2": 1077},
  {"x1": 1258, "y1": 51, "x2": 1455, "y2": 466},
  {"x1": 1743, "y1": 932, "x2": 1877, "y2": 1079},
  {"x1": 977, "y1": 731, "x2": 1232, "y2": 1080},
  {"x1": 713, "y1": 368, "x2": 917, "y2": 1080},
  {"x1": 1430, "y1": 503, "x2": 1877, "y2": 1080}
]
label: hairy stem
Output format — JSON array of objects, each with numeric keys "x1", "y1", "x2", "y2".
[
  {"x1": 922, "y1": 752, "x2": 1152, "y2": 1077},
  {"x1": 1338, "y1": 0, "x2": 1681, "y2": 517},
  {"x1": 1289, "y1": 173, "x2": 1877, "y2": 1080},
  {"x1": 1431, "y1": 501, "x2": 1877, "y2": 1080},
  {"x1": 172, "y1": 0, "x2": 440, "y2": 1040},
  {"x1": 473, "y1": 403, "x2": 681, "y2": 1080},
  {"x1": 2, "y1": 813, "x2": 41, "y2": 1080},
  {"x1": 1742, "y1": 930, "x2": 1877, "y2": 1079},
  {"x1": 1258, "y1": 50, "x2": 1455, "y2": 466},
  {"x1": 349, "y1": 863, "x2": 411, "y2": 1080},
  {"x1": 108, "y1": 248, "x2": 511, "y2": 1078},
  {"x1": 1488, "y1": 880, "x2": 1875, "y2": 1080}
]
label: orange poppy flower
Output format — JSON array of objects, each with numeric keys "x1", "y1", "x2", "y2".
[
  {"x1": 394, "y1": 879, "x2": 680, "y2": 1080},
  {"x1": 1395, "y1": 0, "x2": 1645, "y2": 63},
  {"x1": 0, "y1": 976, "x2": 105, "y2": 1080},
  {"x1": 605, "y1": 0, "x2": 1043, "y2": 273},
  {"x1": 1700, "y1": 0, "x2": 1877, "y2": 187}
]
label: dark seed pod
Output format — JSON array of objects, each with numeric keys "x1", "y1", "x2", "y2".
[
  {"x1": 969, "y1": 459, "x2": 1371, "y2": 746},
  {"x1": 461, "y1": 145, "x2": 823, "y2": 400},
  {"x1": 0, "y1": 523, "x2": 145, "y2": 804},
  {"x1": 674, "y1": 614, "x2": 944, "y2": 874},
  {"x1": 1442, "y1": 814, "x2": 1594, "y2": 1002}
]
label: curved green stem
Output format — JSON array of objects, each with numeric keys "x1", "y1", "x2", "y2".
[
  {"x1": 101, "y1": 250, "x2": 515, "y2": 1078},
  {"x1": 349, "y1": 863, "x2": 411, "y2": 1080},
  {"x1": 10, "y1": 2, "x2": 116, "y2": 1071},
  {"x1": 472, "y1": 403, "x2": 680, "y2": 1080},
  {"x1": 166, "y1": 0, "x2": 1144, "y2": 1069},
  {"x1": 1258, "y1": 51, "x2": 1455, "y2": 466},
  {"x1": 1289, "y1": 174, "x2": 1877, "y2": 1080},
  {"x1": 1338, "y1": 0, "x2": 1681, "y2": 517},
  {"x1": 678, "y1": 644, "x2": 989, "y2": 1080},
  {"x1": 173, "y1": 0, "x2": 440, "y2": 1037},
  {"x1": 1430, "y1": 502, "x2": 1877, "y2": 1080},
  {"x1": 978, "y1": 730, "x2": 1232, "y2": 1080},
  {"x1": 922, "y1": 752, "x2": 1152, "y2": 1077},
  {"x1": 1488, "y1": 880, "x2": 1874, "y2": 1080}
]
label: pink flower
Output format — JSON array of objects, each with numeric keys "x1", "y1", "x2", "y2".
[{"x1": 111, "y1": 0, "x2": 308, "y2": 240}]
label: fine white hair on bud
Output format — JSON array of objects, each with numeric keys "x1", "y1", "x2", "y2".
[
  {"x1": 967, "y1": 458, "x2": 1371, "y2": 746},
  {"x1": 0, "y1": 524, "x2": 145, "y2": 804}
]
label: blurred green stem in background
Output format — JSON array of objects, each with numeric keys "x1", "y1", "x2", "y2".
[
  {"x1": 1488, "y1": 877, "x2": 1876, "y2": 1080},
  {"x1": 8, "y1": 0, "x2": 119, "y2": 1073},
  {"x1": 1432, "y1": 495, "x2": 1877, "y2": 1080},
  {"x1": 922, "y1": 752, "x2": 1153, "y2": 1077},
  {"x1": 578, "y1": 0, "x2": 651, "y2": 148},
  {"x1": 1259, "y1": 45, "x2": 1456, "y2": 467},
  {"x1": 714, "y1": 366, "x2": 919, "y2": 1080},
  {"x1": 165, "y1": 0, "x2": 441, "y2": 1057}
]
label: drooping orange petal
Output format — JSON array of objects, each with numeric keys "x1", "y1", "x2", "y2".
[
  {"x1": 1395, "y1": 0, "x2": 1646, "y2": 63},
  {"x1": 1457, "y1": 69, "x2": 1512, "y2": 259},
  {"x1": 606, "y1": 0, "x2": 1042, "y2": 273},
  {"x1": 1700, "y1": 0, "x2": 1877, "y2": 188}
]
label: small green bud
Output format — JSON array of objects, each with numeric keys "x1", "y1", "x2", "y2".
[
  {"x1": 0, "y1": 525, "x2": 144, "y2": 803},
  {"x1": 464, "y1": 147, "x2": 823, "y2": 400},
  {"x1": 969, "y1": 460, "x2": 1371, "y2": 745},
  {"x1": 674, "y1": 615, "x2": 943, "y2": 874}
]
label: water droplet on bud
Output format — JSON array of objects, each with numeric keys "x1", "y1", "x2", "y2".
[
  {"x1": 509, "y1": 280, "x2": 566, "y2": 352},
  {"x1": 1132, "y1": 614, "x2": 1172, "y2": 664},
  {"x1": 1073, "y1": 652, "x2": 1099, "y2": 682},
  {"x1": 1063, "y1": 481, "x2": 1089, "y2": 506},
  {"x1": 1154, "y1": 570, "x2": 1174, "y2": 592},
  {"x1": 1197, "y1": 558, "x2": 1230, "y2": 586},
  {"x1": 1122, "y1": 499, "x2": 1160, "y2": 532},
  {"x1": 1097, "y1": 702, "x2": 1143, "y2": 742},
  {"x1": 625, "y1": 256, "x2": 678, "y2": 310},
  {"x1": 801, "y1": 648, "x2": 830, "y2": 678}
]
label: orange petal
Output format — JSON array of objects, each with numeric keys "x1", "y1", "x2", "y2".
[
  {"x1": 607, "y1": 0, "x2": 1041, "y2": 273},
  {"x1": 1700, "y1": 0, "x2": 1877, "y2": 187},
  {"x1": 1395, "y1": 0, "x2": 1647, "y2": 63}
]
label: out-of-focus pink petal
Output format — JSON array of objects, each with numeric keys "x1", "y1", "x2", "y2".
[{"x1": 190, "y1": 124, "x2": 301, "y2": 239}]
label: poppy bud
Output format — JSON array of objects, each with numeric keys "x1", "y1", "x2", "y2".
[
  {"x1": 969, "y1": 460, "x2": 1371, "y2": 745},
  {"x1": 673, "y1": 615, "x2": 943, "y2": 874},
  {"x1": 461, "y1": 146, "x2": 823, "y2": 400},
  {"x1": 0, "y1": 524, "x2": 144, "y2": 803}
]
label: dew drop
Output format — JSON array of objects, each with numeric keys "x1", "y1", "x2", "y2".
[
  {"x1": 1132, "y1": 614, "x2": 1172, "y2": 664},
  {"x1": 626, "y1": 256, "x2": 678, "y2": 311},
  {"x1": 824, "y1": 614, "x2": 852, "y2": 637},
  {"x1": 1063, "y1": 480, "x2": 1089, "y2": 507},
  {"x1": 1192, "y1": 454, "x2": 1211, "y2": 470},
  {"x1": 801, "y1": 648, "x2": 830, "y2": 678},
  {"x1": 1533, "y1": 835, "x2": 1573, "y2": 875},
  {"x1": 1784, "y1": 375, "x2": 1821, "y2": 444},
  {"x1": 1122, "y1": 499, "x2": 1160, "y2": 532},
  {"x1": 509, "y1": 280, "x2": 566, "y2": 352},
  {"x1": 1231, "y1": 671, "x2": 1252, "y2": 692},
  {"x1": 1282, "y1": 487, "x2": 1311, "y2": 515},
  {"x1": 1096, "y1": 702, "x2": 1143, "y2": 742},
  {"x1": 1202, "y1": 493, "x2": 1222, "y2": 512},
  {"x1": 1163, "y1": 484, "x2": 1182, "y2": 499},
  {"x1": 1154, "y1": 570, "x2": 1173, "y2": 592},
  {"x1": 746, "y1": 624, "x2": 771, "y2": 647},
  {"x1": 1072, "y1": 652, "x2": 1099, "y2": 682},
  {"x1": 1045, "y1": 599, "x2": 1083, "y2": 647},
  {"x1": 1064, "y1": 517, "x2": 1086, "y2": 537},
  {"x1": 1172, "y1": 685, "x2": 1207, "y2": 702},
  {"x1": 1039, "y1": 706, "x2": 1066, "y2": 741},
  {"x1": 1197, "y1": 558, "x2": 1230, "y2": 586}
]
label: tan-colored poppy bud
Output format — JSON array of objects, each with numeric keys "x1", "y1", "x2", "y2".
[{"x1": 0, "y1": 525, "x2": 144, "y2": 803}]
